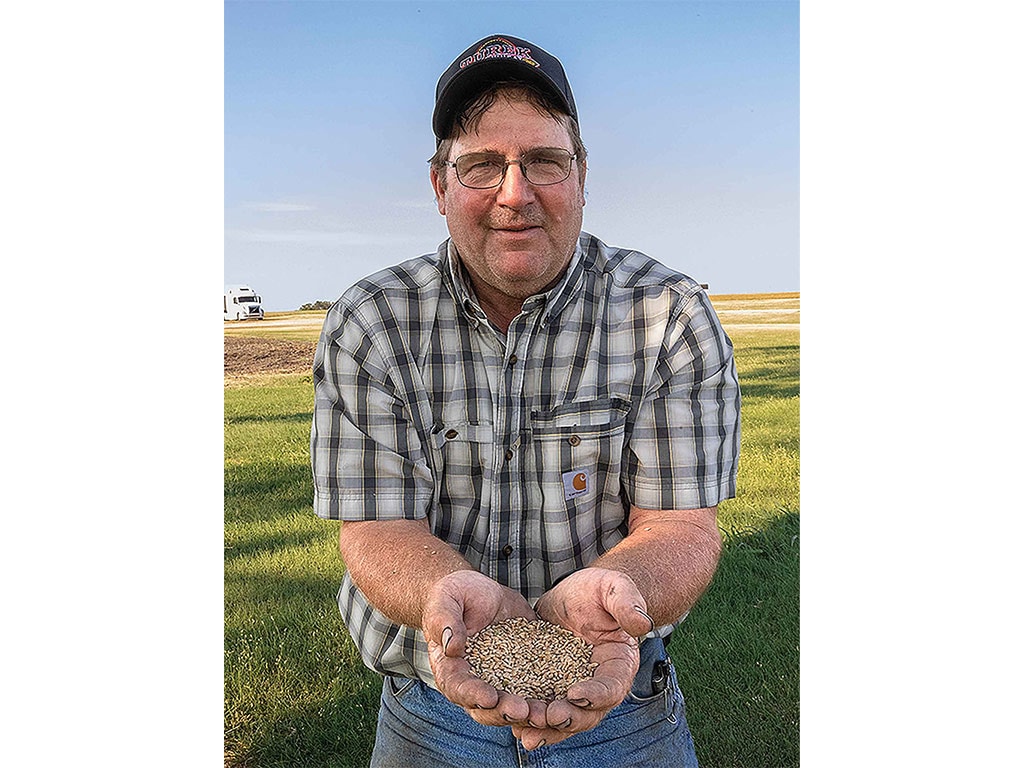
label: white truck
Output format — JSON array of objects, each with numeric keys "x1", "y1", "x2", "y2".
[{"x1": 224, "y1": 285, "x2": 265, "y2": 321}]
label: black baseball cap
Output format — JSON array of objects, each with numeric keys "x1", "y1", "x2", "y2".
[{"x1": 432, "y1": 34, "x2": 578, "y2": 142}]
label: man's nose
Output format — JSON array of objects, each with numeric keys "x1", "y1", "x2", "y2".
[{"x1": 495, "y1": 162, "x2": 535, "y2": 206}]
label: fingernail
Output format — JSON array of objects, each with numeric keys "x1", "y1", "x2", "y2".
[
  {"x1": 569, "y1": 698, "x2": 591, "y2": 708},
  {"x1": 635, "y1": 605, "x2": 656, "y2": 632},
  {"x1": 442, "y1": 626, "x2": 453, "y2": 651},
  {"x1": 555, "y1": 717, "x2": 572, "y2": 729},
  {"x1": 502, "y1": 713, "x2": 514, "y2": 722}
]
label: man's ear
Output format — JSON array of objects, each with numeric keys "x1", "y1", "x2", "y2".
[
  {"x1": 429, "y1": 166, "x2": 447, "y2": 216},
  {"x1": 578, "y1": 158, "x2": 588, "y2": 207}
]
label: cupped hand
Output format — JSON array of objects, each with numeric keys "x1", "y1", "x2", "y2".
[
  {"x1": 422, "y1": 570, "x2": 538, "y2": 728},
  {"x1": 516, "y1": 568, "x2": 654, "y2": 749}
]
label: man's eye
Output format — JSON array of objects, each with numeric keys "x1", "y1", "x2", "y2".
[
  {"x1": 461, "y1": 156, "x2": 502, "y2": 170},
  {"x1": 526, "y1": 153, "x2": 570, "y2": 171}
]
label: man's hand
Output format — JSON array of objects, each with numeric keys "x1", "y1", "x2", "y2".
[
  {"x1": 422, "y1": 570, "x2": 538, "y2": 728},
  {"x1": 517, "y1": 568, "x2": 654, "y2": 749}
]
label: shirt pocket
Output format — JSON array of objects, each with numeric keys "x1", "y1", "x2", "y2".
[
  {"x1": 430, "y1": 422, "x2": 493, "y2": 537},
  {"x1": 528, "y1": 398, "x2": 631, "y2": 567}
]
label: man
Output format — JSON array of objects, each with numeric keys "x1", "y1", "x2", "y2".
[{"x1": 311, "y1": 34, "x2": 740, "y2": 767}]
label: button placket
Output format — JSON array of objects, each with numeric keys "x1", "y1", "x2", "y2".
[{"x1": 492, "y1": 318, "x2": 534, "y2": 590}]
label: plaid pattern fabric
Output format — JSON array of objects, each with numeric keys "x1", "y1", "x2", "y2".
[{"x1": 311, "y1": 231, "x2": 741, "y2": 685}]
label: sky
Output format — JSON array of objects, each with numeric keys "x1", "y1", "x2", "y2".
[{"x1": 225, "y1": 0, "x2": 799, "y2": 310}]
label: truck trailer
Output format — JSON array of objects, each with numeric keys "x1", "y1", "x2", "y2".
[{"x1": 224, "y1": 285, "x2": 265, "y2": 321}]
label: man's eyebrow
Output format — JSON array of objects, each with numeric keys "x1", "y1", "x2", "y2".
[{"x1": 460, "y1": 146, "x2": 567, "y2": 156}]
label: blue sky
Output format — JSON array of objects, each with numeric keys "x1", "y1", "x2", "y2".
[{"x1": 225, "y1": 0, "x2": 799, "y2": 310}]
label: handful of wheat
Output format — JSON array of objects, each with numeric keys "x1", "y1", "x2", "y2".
[{"x1": 464, "y1": 617, "x2": 598, "y2": 701}]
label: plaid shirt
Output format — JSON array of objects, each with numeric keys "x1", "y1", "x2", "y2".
[{"x1": 311, "y1": 231, "x2": 740, "y2": 685}]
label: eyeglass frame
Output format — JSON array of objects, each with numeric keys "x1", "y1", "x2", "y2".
[{"x1": 441, "y1": 147, "x2": 579, "y2": 189}]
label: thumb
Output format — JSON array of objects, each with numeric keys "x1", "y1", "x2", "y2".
[
  {"x1": 602, "y1": 573, "x2": 656, "y2": 637},
  {"x1": 422, "y1": 579, "x2": 469, "y2": 656}
]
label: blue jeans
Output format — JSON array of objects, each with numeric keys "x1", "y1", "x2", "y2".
[{"x1": 369, "y1": 638, "x2": 699, "y2": 768}]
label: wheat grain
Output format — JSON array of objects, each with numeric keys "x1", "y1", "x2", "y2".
[{"x1": 464, "y1": 617, "x2": 598, "y2": 700}]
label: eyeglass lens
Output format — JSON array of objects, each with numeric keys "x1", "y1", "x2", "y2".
[{"x1": 454, "y1": 149, "x2": 574, "y2": 188}]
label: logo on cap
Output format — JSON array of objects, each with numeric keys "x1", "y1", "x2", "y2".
[{"x1": 460, "y1": 37, "x2": 540, "y2": 70}]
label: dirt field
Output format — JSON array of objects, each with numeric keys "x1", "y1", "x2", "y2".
[{"x1": 224, "y1": 336, "x2": 316, "y2": 378}]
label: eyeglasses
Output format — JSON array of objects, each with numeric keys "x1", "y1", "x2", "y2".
[{"x1": 444, "y1": 148, "x2": 577, "y2": 189}]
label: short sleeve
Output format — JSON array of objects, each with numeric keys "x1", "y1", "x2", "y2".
[
  {"x1": 624, "y1": 290, "x2": 741, "y2": 510},
  {"x1": 310, "y1": 301, "x2": 434, "y2": 521}
]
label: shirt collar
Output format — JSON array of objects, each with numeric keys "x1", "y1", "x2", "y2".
[
  {"x1": 540, "y1": 236, "x2": 588, "y2": 326},
  {"x1": 442, "y1": 239, "x2": 488, "y2": 325}
]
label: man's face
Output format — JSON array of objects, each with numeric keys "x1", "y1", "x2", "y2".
[{"x1": 430, "y1": 95, "x2": 586, "y2": 305}]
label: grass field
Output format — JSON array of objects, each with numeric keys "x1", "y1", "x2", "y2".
[{"x1": 224, "y1": 293, "x2": 799, "y2": 767}]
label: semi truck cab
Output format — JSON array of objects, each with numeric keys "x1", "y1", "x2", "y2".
[{"x1": 224, "y1": 286, "x2": 265, "y2": 321}]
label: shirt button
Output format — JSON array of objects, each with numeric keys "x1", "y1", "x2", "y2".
[
  {"x1": 508, "y1": 354, "x2": 518, "y2": 365},
  {"x1": 445, "y1": 429, "x2": 459, "y2": 439},
  {"x1": 501, "y1": 544, "x2": 513, "y2": 557},
  {"x1": 568, "y1": 434, "x2": 581, "y2": 446},
  {"x1": 504, "y1": 449, "x2": 514, "y2": 461}
]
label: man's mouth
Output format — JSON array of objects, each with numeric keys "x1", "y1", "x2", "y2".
[
  {"x1": 489, "y1": 212, "x2": 544, "y2": 231},
  {"x1": 494, "y1": 223, "x2": 541, "y2": 232}
]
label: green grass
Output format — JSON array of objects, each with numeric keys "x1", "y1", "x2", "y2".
[
  {"x1": 225, "y1": 373, "x2": 379, "y2": 767},
  {"x1": 225, "y1": 294, "x2": 799, "y2": 767}
]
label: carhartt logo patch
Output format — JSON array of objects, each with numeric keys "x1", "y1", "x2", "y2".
[{"x1": 562, "y1": 470, "x2": 589, "y2": 500}]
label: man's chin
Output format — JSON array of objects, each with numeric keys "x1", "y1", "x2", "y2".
[{"x1": 491, "y1": 266, "x2": 565, "y2": 299}]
